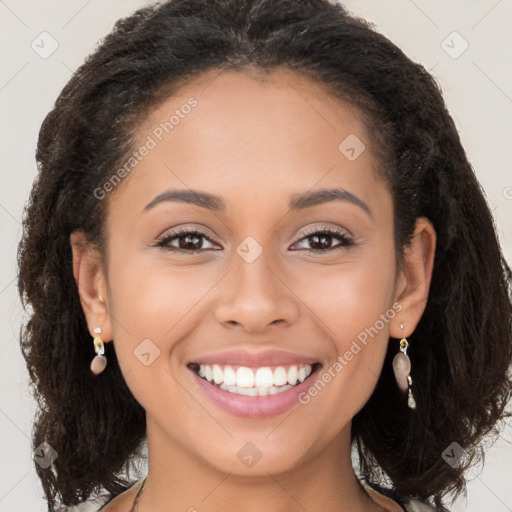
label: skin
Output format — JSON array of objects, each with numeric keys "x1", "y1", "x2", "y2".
[{"x1": 71, "y1": 67, "x2": 436, "y2": 512}]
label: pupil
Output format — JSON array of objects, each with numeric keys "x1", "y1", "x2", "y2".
[
  {"x1": 310, "y1": 234, "x2": 331, "y2": 250},
  {"x1": 180, "y1": 234, "x2": 201, "y2": 250}
]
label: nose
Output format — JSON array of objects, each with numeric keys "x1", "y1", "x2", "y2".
[{"x1": 213, "y1": 248, "x2": 300, "y2": 333}]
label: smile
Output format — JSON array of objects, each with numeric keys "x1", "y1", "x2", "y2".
[{"x1": 186, "y1": 349, "x2": 322, "y2": 418}]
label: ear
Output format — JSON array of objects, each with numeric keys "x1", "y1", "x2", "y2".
[
  {"x1": 389, "y1": 217, "x2": 436, "y2": 338},
  {"x1": 70, "y1": 230, "x2": 113, "y2": 342}
]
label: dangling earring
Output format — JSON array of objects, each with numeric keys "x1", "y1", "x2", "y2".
[
  {"x1": 392, "y1": 323, "x2": 416, "y2": 409},
  {"x1": 90, "y1": 327, "x2": 107, "y2": 375}
]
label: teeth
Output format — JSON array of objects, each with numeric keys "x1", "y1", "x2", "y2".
[
  {"x1": 220, "y1": 383, "x2": 294, "y2": 396},
  {"x1": 213, "y1": 364, "x2": 223, "y2": 384},
  {"x1": 273, "y1": 367, "x2": 288, "y2": 386},
  {"x1": 236, "y1": 367, "x2": 255, "y2": 388},
  {"x1": 196, "y1": 363, "x2": 313, "y2": 390},
  {"x1": 255, "y1": 367, "x2": 274, "y2": 387},
  {"x1": 223, "y1": 365, "x2": 236, "y2": 386},
  {"x1": 287, "y1": 365, "x2": 298, "y2": 385}
]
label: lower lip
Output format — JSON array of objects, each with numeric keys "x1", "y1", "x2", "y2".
[{"x1": 189, "y1": 365, "x2": 322, "y2": 419}]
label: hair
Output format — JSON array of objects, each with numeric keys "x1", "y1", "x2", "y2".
[{"x1": 17, "y1": 0, "x2": 512, "y2": 510}]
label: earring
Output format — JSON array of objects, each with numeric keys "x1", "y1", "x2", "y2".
[
  {"x1": 392, "y1": 323, "x2": 416, "y2": 409},
  {"x1": 90, "y1": 327, "x2": 107, "y2": 375}
]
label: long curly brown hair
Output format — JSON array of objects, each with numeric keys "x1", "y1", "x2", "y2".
[{"x1": 17, "y1": 0, "x2": 512, "y2": 510}]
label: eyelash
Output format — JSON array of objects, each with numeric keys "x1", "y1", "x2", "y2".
[{"x1": 154, "y1": 226, "x2": 355, "y2": 254}]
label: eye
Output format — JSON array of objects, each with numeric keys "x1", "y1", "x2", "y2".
[
  {"x1": 154, "y1": 226, "x2": 354, "y2": 254},
  {"x1": 291, "y1": 227, "x2": 354, "y2": 252},
  {"x1": 154, "y1": 228, "x2": 220, "y2": 253}
]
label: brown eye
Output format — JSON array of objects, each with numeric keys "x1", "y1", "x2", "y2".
[
  {"x1": 291, "y1": 228, "x2": 354, "y2": 252},
  {"x1": 155, "y1": 229, "x2": 220, "y2": 253}
]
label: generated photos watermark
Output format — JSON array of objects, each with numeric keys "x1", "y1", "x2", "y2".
[
  {"x1": 93, "y1": 97, "x2": 198, "y2": 200},
  {"x1": 298, "y1": 301, "x2": 403, "y2": 405}
]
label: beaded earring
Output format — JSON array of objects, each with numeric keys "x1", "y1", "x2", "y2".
[
  {"x1": 90, "y1": 326, "x2": 107, "y2": 375},
  {"x1": 392, "y1": 323, "x2": 416, "y2": 409}
]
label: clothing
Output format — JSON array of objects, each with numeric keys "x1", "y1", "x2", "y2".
[
  {"x1": 55, "y1": 478, "x2": 444, "y2": 511},
  {"x1": 361, "y1": 482, "x2": 442, "y2": 511}
]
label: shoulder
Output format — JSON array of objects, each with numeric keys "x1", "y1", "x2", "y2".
[
  {"x1": 53, "y1": 493, "x2": 111, "y2": 512},
  {"x1": 53, "y1": 480, "x2": 141, "y2": 512},
  {"x1": 361, "y1": 480, "x2": 451, "y2": 512}
]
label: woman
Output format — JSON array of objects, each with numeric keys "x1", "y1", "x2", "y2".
[{"x1": 17, "y1": 0, "x2": 512, "y2": 511}]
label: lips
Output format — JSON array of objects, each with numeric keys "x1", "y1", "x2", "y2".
[
  {"x1": 187, "y1": 348, "x2": 319, "y2": 367},
  {"x1": 186, "y1": 349, "x2": 322, "y2": 418}
]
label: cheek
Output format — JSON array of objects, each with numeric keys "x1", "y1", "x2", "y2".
[
  {"x1": 107, "y1": 260, "x2": 213, "y2": 358},
  {"x1": 107, "y1": 226, "x2": 220, "y2": 328},
  {"x1": 296, "y1": 243, "x2": 397, "y2": 400},
  {"x1": 299, "y1": 248, "x2": 397, "y2": 344},
  {"x1": 103, "y1": 251, "x2": 182, "y2": 377}
]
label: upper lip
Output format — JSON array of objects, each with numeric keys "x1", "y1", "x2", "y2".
[{"x1": 188, "y1": 349, "x2": 320, "y2": 367}]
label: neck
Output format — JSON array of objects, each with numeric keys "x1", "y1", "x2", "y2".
[{"x1": 137, "y1": 417, "x2": 387, "y2": 512}]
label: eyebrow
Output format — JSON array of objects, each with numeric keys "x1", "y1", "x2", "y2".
[{"x1": 143, "y1": 187, "x2": 372, "y2": 218}]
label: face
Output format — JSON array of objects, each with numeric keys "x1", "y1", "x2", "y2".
[{"x1": 73, "y1": 67, "x2": 433, "y2": 477}]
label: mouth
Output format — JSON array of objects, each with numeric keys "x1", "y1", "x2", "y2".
[{"x1": 187, "y1": 362, "x2": 322, "y2": 396}]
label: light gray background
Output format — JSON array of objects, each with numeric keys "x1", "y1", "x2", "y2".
[{"x1": 1, "y1": 1, "x2": 511, "y2": 511}]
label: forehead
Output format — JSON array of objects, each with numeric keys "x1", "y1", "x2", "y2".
[
  {"x1": 139, "y1": 67, "x2": 371, "y2": 152},
  {"x1": 107, "y1": 67, "x2": 387, "y2": 216}
]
